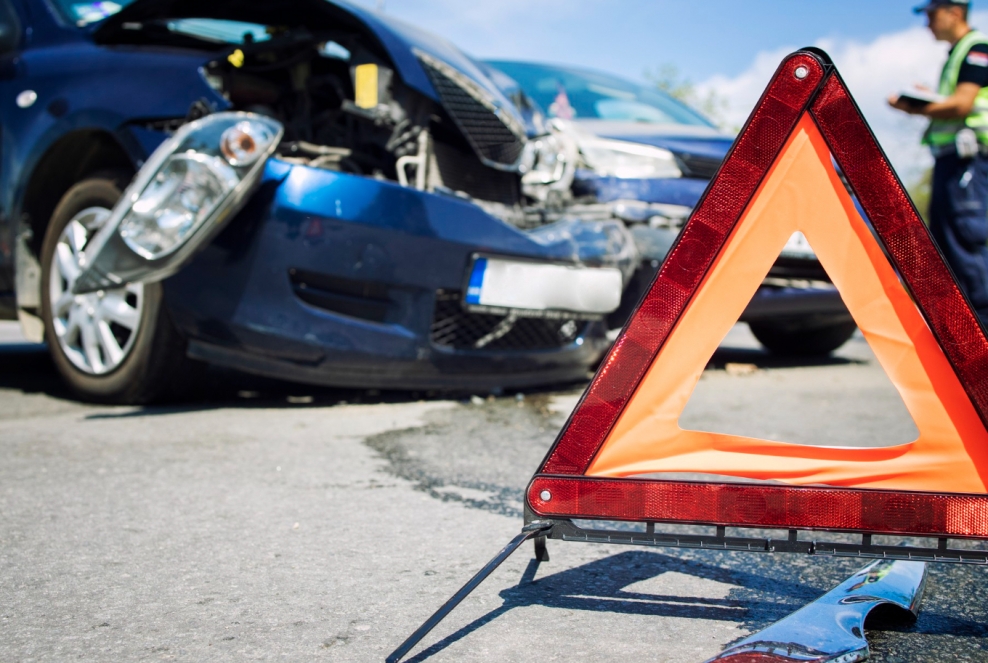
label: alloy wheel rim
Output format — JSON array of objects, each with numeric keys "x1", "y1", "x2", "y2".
[{"x1": 49, "y1": 207, "x2": 145, "y2": 375}]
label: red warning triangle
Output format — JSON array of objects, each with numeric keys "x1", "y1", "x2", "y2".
[{"x1": 527, "y1": 49, "x2": 988, "y2": 539}]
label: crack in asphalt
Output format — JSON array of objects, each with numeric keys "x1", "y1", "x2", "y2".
[
  {"x1": 364, "y1": 393, "x2": 570, "y2": 518},
  {"x1": 364, "y1": 424, "x2": 527, "y2": 518}
]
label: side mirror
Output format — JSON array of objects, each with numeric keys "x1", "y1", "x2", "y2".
[{"x1": 0, "y1": 1, "x2": 21, "y2": 55}]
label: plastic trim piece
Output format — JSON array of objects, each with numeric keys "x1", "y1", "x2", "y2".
[{"x1": 708, "y1": 558, "x2": 927, "y2": 662}]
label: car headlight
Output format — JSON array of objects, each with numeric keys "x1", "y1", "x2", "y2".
[
  {"x1": 118, "y1": 116, "x2": 281, "y2": 260},
  {"x1": 73, "y1": 112, "x2": 283, "y2": 293},
  {"x1": 119, "y1": 152, "x2": 240, "y2": 259},
  {"x1": 579, "y1": 137, "x2": 682, "y2": 179}
]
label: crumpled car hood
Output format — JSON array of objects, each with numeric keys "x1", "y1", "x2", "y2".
[{"x1": 93, "y1": 0, "x2": 529, "y2": 132}]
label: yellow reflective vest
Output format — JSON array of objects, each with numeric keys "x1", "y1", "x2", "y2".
[{"x1": 925, "y1": 30, "x2": 988, "y2": 148}]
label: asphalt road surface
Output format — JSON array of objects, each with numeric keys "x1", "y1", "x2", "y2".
[{"x1": 2, "y1": 320, "x2": 987, "y2": 662}]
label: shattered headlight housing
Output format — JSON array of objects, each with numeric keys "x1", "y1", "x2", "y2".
[
  {"x1": 74, "y1": 113, "x2": 283, "y2": 293},
  {"x1": 520, "y1": 121, "x2": 579, "y2": 202},
  {"x1": 579, "y1": 137, "x2": 682, "y2": 179}
]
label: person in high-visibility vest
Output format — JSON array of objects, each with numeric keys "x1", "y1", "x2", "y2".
[{"x1": 890, "y1": 0, "x2": 988, "y2": 327}]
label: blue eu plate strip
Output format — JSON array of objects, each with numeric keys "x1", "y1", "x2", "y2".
[{"x1": 465, "y1": 258, "x2": 487, "y2": 305}]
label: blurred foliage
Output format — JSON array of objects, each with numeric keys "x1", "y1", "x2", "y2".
[
  {"x1": 907, "y1": 167, "x2": 932, "y2": 224},
  {"x1": 644, "y1": 63, "x2": 732, "y2": 130}
]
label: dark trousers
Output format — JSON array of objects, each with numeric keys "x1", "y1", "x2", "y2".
[{"x1": 930, "y1": 152, "x2": 988, "y2": 327}]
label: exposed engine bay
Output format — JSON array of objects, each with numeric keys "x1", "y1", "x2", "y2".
[
  {"x1": 97, "y1": 12, "x2": 655, "y2": 231},
  {"x1": 92, "y1": 8, "x2": 705, "y2": 299},
  {"x1": 183, "y1": 26, "x2": 579, "y2": 226}
]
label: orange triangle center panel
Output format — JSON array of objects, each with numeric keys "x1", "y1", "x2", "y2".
[{"x1": 586, "y1": 114, "x2": 988, "y2": 494}]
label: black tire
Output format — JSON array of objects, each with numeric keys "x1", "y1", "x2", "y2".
[
  {"x1": 748, "y1": 318, "x2": 858, "y2": 357},
  {"x1": 39, "y1": 172, "x2": 200, "y2": 404}
]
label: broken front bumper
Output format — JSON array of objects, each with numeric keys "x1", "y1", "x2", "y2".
[
  {"x1": 608, "y1": 222, "x2": 851, "y2": 329},
  {"x1": 161, "y1": 159, "x2": 633, "y2": 390}
]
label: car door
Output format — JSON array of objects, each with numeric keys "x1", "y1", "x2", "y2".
[{"x1": 0, "y1": 0, "x2": 21, "y2": 306}]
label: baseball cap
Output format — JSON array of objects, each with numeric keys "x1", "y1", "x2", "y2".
[{"x1": 914, "y1": 0, "x2": 971, "y2": 13}]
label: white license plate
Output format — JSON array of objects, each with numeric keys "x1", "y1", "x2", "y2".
[
  {"x1": 464, "y1": 257, "x2": 623, "y2": 317},
  {"x1": 780, "y1": 231, "x2": 817, "y2": 258}
]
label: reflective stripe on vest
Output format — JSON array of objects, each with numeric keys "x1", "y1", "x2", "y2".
[{"x1": 926, "y1": 30, "x2": 988, "y2": 147}]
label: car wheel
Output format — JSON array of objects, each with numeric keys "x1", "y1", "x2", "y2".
[
  {"x1": 748, "y1": 318, "x2": 858, "y2": 357},
  {"x1": 39, "y1": 172, "x2": 199, "y2": 403}
]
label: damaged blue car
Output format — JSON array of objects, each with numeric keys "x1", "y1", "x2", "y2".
[{"x1": 0, "y1": 0, "x2": 640, "y2": 402}]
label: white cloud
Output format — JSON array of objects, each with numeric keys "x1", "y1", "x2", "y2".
[{"x1": 697, "y1": 15, "x2": 988, "y2": 184}]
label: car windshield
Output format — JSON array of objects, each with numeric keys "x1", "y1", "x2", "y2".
[
  {"x1": 48, "y1": 1, "x2": 272, "y2": 41},
  {"x1": 486, "y1": 61, "x2": 714, "y2": 128},
  {"x1": 50, "y1": 2, "x2": 355, "y2": 57},
  {"x1": 48, "y1": 0, "x2": 135, "y2": 26}
]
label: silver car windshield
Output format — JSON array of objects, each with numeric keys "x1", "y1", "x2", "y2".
[{"x1": 487, "y1": 60, "x2": 715, "y2": 128}]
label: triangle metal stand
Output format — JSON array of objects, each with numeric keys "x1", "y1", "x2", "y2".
[
  {"x1": 386, "y1": 521, "x2": 551, "y2": 663},
  {"x1": 387, "y1": 513, "x2": 975, "y2": 662}
]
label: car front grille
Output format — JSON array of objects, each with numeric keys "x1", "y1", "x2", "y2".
[
  {"x1": 430, "y1": 290, "x2": 585, "y2": 351},
  {"x1": 416, "y1": 51, "x2": 526, "y2": 168},
  {"x1": 676, "y1": 153, "x2": 723, "y2": 179},
  {"x1": 432, "y1": 141, "x2": 521, "y2": 205}
]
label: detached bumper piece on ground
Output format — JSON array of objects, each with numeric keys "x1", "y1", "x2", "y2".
[{"x1": 708, "y1": 559, "x2": 926, "y2": 663}]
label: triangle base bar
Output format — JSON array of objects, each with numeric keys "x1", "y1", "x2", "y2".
[
  {"x1": 529, "y1": 476, "x2": 988, "y2": 538},
  {"x1": 533, "y1": 517, "x2": 988, "y2": 565}
]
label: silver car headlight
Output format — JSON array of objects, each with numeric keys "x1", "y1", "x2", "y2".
[
  {"x1": 579, "y1": 137, "x2": 682, "y2": 179},
  {"x1": 119, "y1": 152, "x2": 240, "y2": 259},
  {"x1": 74, "y1": 113, "x2": 283, "y2": 293}
]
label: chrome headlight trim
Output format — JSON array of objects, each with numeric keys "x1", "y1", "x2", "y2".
[{"x1": 73, "y1": 112, "x2": 284, "y2": 293}]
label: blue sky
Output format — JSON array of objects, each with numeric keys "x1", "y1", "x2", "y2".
[{"x1": 352, "y1": 1, "x2": 925, "y2": 84}]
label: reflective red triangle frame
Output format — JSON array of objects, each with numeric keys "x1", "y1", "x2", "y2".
[{"x1": 527, "y1": 49, "x2": 988, "y2": 539}]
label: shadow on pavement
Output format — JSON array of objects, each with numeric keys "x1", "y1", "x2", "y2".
[
  {"x1": 403, "y1": 547, "x2": 988, "y2": 662},
  {"x1": 0, "y1": 334, "x2": 862, "y2": 416},
  {"x1": 0, "y1": 343, "x2": 75, "y2": 400},
  {"x1": 707, "y1": 345, "x2": 863, "y2": 370},
  {"x1": 0, "y1": 341, "x2": 413, "y2": 412},
  {"x1": 0, "y1": 342, "x2": 587, "y2": 417},
  {"x1": 403, "y1": 550, "x2": 817, "y2": 662}
]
